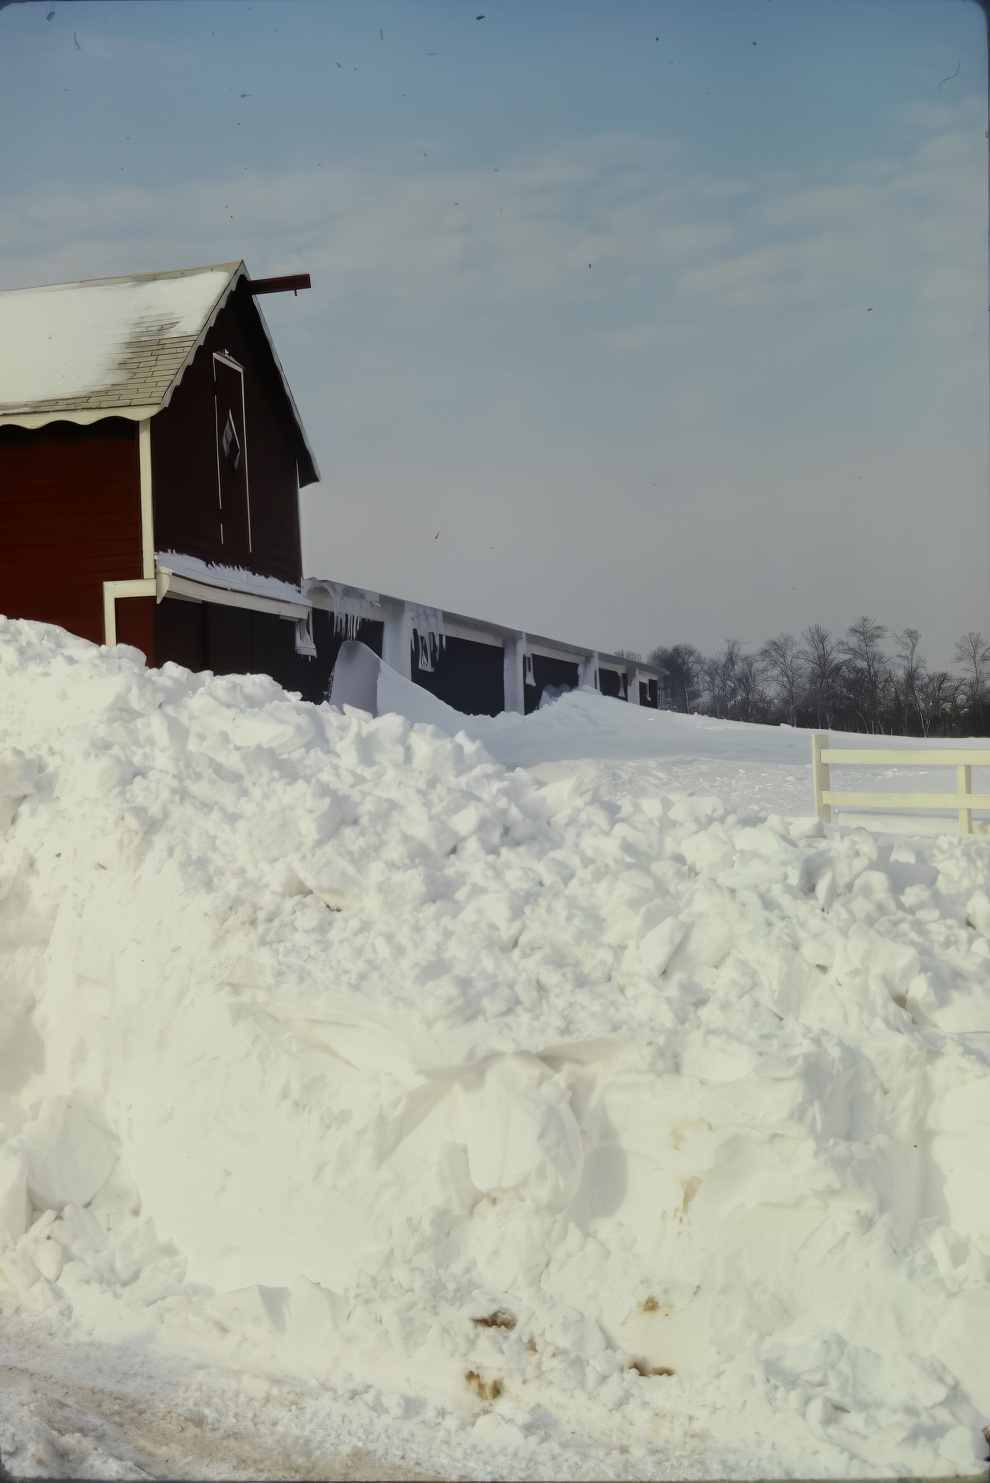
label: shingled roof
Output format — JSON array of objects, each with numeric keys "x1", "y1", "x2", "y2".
[{"x1": 0, "y1": 261, "x2": 319, "y2": 483}]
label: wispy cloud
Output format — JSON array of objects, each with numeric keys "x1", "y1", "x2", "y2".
[
  {"x1": 0, "y1": 99, "x2": 981, "y2": 360},
  {"x1": 0, "y1": 133, "x2": 734, "y2": 306},
  {"x1": 673, "y1": 96, "x2": 985, "y2": 336}
]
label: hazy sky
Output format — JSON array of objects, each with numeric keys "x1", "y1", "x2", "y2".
[{"x1": 1, "y1": 0, "x2": 986, "y2": 664}]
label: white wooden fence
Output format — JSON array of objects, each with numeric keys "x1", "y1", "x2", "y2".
[{"x1": 812, "y1": 733, "x2": 990, "y2": 835}]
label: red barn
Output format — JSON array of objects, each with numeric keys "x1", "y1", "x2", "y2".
[
  {"x1": 0, "y1": 261, "x2": 320, "y2": 683},
  {"x1": 1, "y1": 260, "x2": 665, "y2": 716}
]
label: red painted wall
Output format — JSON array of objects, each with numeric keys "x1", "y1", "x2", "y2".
[
  {"x1": 116, "y1": 595, "x2": 156, "y2": 662},
  {"x1": 0, "y1": 418, "x2": 142, "y2": 647}
]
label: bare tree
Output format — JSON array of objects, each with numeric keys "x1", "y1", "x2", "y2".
[
  {"x1": 758, "y1": 632, "x2": 805, "y2": 726},
  {"x1": 734, "y1": 649, "x2": 771, "y2": 723},
  {"x1": 697, "y1": 639, "x2": 772, "y2": 721},
  {"x1": 648, "y1": 643, "x2": 702, "y2": 712},
  {"x1": 917, "y1": 669, "x2": 963, "y2": 737},
  {"x1": 700, "y1": 638, "x2": 745, "y2": 719},
  {"x1": 799, "y1": 624, "x2": 844, "y2": 729},
  {"x1": 841, "y1": 615, "x2": 893, "y2": 733},
  {"x1": 953, "y1": 632, "x2": 990, "y2": 708},
  {"x1": 893, "y1": 628, "x2": 927, "y2": 735},
  {"x1": 643, "y1": 616, "x2": 990, "y2": 736}
]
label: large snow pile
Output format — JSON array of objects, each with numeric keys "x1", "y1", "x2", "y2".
[{"x1": 1, "y1": 618, "x2": 988, "y2": 1480}]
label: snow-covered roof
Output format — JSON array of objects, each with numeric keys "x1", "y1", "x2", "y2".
[
  {"x1": 0, "y1": 263, "x2": 241, "y2": 417},
  {"x1": 0, "y1": 261, "x2": 320, "y2": 484}
]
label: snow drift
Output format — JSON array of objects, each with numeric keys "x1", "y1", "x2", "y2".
[{"x1": 0, "y1": 617, "x2": 988, "y2": 1480}]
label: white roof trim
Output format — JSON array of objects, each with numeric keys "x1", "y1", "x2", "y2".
[
  {"x1": 0, "y1": 404, "x2": 158, "y2": 430},
  {"x1": 156, "y1": 569, "x2": 309, "y2": 622}
]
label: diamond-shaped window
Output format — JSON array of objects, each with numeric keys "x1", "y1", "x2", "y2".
[{"x1": 222, "y1": 410, "x2": 241, "y2": 470}]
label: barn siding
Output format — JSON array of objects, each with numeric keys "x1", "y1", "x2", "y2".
[
  {"x1": 155, "y1": 596, "x2": 207, "y2": 673},
  {"x1": 0, "y1": 418, "x2": 141, "y2": 646},
  {"x1": 151, "y1": 281, "x2": 303, "y2": 584},
  {"x1": 115, "y1": 596, "x2": 156, "y2": 661}
]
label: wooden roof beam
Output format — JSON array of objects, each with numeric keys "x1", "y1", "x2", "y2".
[{"x1": 248, "y1": 274, "x2": 311, "y2": 296}]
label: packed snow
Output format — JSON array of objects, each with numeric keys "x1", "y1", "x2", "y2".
[
  {"x1": 0, "y1": 616, "x2": 988, "y2": 1481},
  {"x1": 156, "y1": 553, "x2": 308, "y2": 607}
]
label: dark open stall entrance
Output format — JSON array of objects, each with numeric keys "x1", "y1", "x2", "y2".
[
  {"x1": 155, "y1": 598, "x2": 383, "y2": 706},
  {"x1": 598, "y1": 667, "x2": 625, "y2": 701},
  {"x1": 411, "y1": 633, "x2": 505, "y2": 716},
  {"x1": 525, "y1": 654, "x2": 581, "y2": 715}
]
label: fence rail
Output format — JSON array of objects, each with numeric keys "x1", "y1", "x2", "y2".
[{"x1": 811, "y1": 733, "x2": 990, "y2": 835}]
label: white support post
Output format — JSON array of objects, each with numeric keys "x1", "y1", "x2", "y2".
[
  {"x1": 626, "y1": 667, "x2": 640, "y2": 705},
  {"x1": 958, "y1": 764, "x2": 973, "y2": 835},
  {"x1": 503, "y1": 632, "x2": 526, "y2": 714},
  {"x1": 102, "y1": 579, "x2": 157, "y2": 647},
  {"x1": 578, "y1": 651, "x2": 599, "y2": 691},
  {"x1": 812, "y1": 733, "x2": 832, "y2": 823},
  {"x1": 138, "y1": 419, "x2": 155, "y2": 580},
  {"x1": 381, "y1": 599, "x2": 412, "y2": 679},
  {"x1": 103, "y1": 584, "x2": 116, "y2": 648}
]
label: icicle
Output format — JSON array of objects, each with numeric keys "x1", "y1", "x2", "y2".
[
  {"x1": 409, "y1": 605, "x2": 445, "y2": 672},
  {"x1": 304, "y1": 580, "x2": 381, "y2": 639},
  {"x1": 417, "y1": 631, "x2": 435, "y2": 673},
  {"x1": 524, "y1": 653, "x2": 535, "y2": 686}
]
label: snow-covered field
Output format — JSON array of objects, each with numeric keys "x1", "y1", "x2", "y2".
[{"x1": 0, "y1": 617, "x2": 988, "y2": 1481}]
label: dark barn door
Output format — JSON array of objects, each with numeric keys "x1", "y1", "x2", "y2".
[
  {"x1": 411, "y1": 634, "x2": 505, "y2": 716},
  {"x1": 599, "y1": 668, "x2": 623, "y2": 700},
  {"x1": 206, "y1": 603, "x2": 252, "y2": 675},
  {"x1": 213, "y1": 353, "x2": 251, "y2": 564},
  {"x1": 156, "y1": 596, "x2": 207, "y2": 673},
  {"x1": 525, "y1": 655, "x2": 580, "y2": 714}
]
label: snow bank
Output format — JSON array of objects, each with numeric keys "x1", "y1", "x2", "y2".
[{"x1": 1, "y1": 617, "x2": 988, "y2": 1479}]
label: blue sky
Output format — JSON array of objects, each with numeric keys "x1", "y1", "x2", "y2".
[{"x1": 0, "y1": 0, "x2": 985, "y2": 664}]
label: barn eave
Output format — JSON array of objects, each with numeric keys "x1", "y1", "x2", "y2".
[{"x1": 0, "y1": 405, "x2": 159, "y2": 429}]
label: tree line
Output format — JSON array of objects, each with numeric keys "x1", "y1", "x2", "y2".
[{"x1": 616, "y1": 619, "x2": 990, "y2": 736}]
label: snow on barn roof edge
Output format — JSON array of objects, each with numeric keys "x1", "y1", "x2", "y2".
[{"x1": 0, "y1": 261, "x2": 319, "y2": 486}]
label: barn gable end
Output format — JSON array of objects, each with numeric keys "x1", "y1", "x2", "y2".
[{"x1": 151, "y1": 280, "x2": 307, "y2": 586}]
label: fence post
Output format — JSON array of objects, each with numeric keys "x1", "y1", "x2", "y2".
[
  {"x1": 812, "y1": 733, "x2": 831, "y2": 823},
  {"x1": 957, "y1": 764, "x2": 973, "y2": 835}
]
